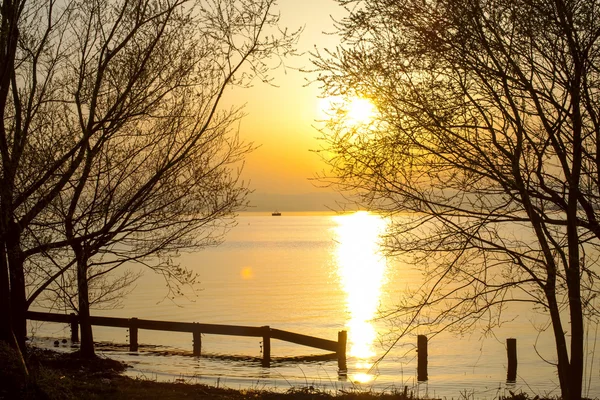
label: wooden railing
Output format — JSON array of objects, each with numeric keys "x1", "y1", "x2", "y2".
[{"x1": 26, "y1": 311, "x2": 347, "y2": 371}]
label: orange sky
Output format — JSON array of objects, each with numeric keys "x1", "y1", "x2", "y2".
[{"x1": 225, "y1": 0, "x2": 346, "y2": 211}]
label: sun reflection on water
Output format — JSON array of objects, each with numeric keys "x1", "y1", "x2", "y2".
[{"x1": 332, "y1": 211, "x2": 389, "y2": 383}]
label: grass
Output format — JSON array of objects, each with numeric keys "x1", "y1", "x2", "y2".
[
  {"x1": 0, "y1": 344, "x2": 569, "y2": 400},
  {"x1": 0, "y1": 344, "x2": 420, "y2": 400}
]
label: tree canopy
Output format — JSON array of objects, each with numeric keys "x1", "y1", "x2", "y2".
[
  {"x1": 313, "y1": 0, "x2": 600, "y2": 398},
  {"x1": 0, "y1": 0, "x2": 297, "y2": 361}
]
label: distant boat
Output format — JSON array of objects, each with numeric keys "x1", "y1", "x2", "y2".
[{"x1": 271, "y1": 211, "x2": 282, "y2": 216}]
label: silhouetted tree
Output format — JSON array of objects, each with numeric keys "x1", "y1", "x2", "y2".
[
  {"x1": 0, "y1": 0, "x2": 297, "y2": 358},
  {"x1": 313, "y1": 0, "x2": 600, "y2": 398},
  {"x1": 0, "y1": 0, "x2": 24, "y2": 367}
]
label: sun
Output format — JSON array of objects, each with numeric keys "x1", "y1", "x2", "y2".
[
  {"x1": 347, "y1": 97, "x2": 375, "y2": 125},
  {"x1": 318, "y1": 96, "x2": 376, "y2": 125}
]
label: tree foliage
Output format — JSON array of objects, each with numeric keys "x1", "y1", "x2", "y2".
[
  {"x1": 0, "y1": 0, "x2": 297, "y2": 359},
  {"x1": 313, "y1": 0, "x2": 600, "y2": 398}
]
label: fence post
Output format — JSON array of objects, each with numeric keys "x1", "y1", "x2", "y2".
[
  {"x1": 337, "y1": 330, "x2": 347, "y2": 374},
  {"x1": 193, "y1": 324, "x2": 201, "y2": 357},
  {"x1": 261, "y1": 326, "x2": 271, "y2": 368},
  {"x1": 507, "y1": 338, "x2": 517, "y2": 382},
  {"x1": 417, "y1": 335, "x2": 428, "y2": 381},
  {"x1": 129, "y1": 317, "x2": 138, "y2": 352},
  {"x1": 69, "y1": 313, "x2": 79, "y2": 342}
]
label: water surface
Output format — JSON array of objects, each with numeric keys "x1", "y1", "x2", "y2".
[{"x1": 30, "y1": 212, "x2": 600, "y2": 398}]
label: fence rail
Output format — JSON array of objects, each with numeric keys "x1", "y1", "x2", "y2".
[{"x1": 26, "y1": 311, "x2": 347, "y2": 371}]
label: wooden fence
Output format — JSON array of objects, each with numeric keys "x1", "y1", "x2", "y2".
[{"x1": 26, "y1": 311, "x2": 347, "y2": 371}]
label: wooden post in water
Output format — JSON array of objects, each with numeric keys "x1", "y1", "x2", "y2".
[
  {"x1": 129, "y1": 317, "x2": 139, "y2": 352},
  {"x1": 417, "y1": 335, "x2": 428, "y2": 381},
  {"x1": 69, "y1": 313, "x2": 79, "y2": 342},
  {"x1": 507, "y1": 338, "x2": 517, "y2": 382},
  {"x1": 337, "y1": 330, "x2": 347, "y2": 373},
  {"x1": 261, "y1": 326, "x2": 271, "y2": 368},
  {"x1": 193, "y1": 324, "x2": 201, "y2": 357}
]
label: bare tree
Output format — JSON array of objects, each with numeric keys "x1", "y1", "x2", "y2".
[
  {"x1": 313, "y1": 0, "x2": 600, "y2": 399},
  {"x1": 0, "y1": 0, "x2": 298, "y2": 358},
  {"x1": 0, "y1": 0, "x2": 77, "y2": 355},
  {"x1": 0, "y1": 0, "x2": 27, "y2": 369}
]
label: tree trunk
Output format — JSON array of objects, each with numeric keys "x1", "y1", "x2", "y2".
[
  {"x1": 564, "y1": 90, "x2": 584, "y2": 400},
  {"x1": 8, "y1": 261, "x2": 25, "y2": 351},
  {"x1": 0, "y1": 239, "x2": 11, "y2": 343},
  {"x1": 76, "y1": 249, "x2": 95, "y2": 358},
  {"x1": 6, "y1": 222, "x2": 26, "y2": 353},
  {"x1": 0, "y1": 0, "x2": 21, "y2": 350},
  {"x1": 0, "y1": 242, "x2": 27, "y2": 375},
  {"x1": 546, "y1": 289, "x2": 572, "y2": 400},
  {"x1": 566, "y1": 264, "x2": 584, "y2": 400}
]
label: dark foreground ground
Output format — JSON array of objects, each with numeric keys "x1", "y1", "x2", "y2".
[{"x1": 0, "y1": 345, "x2": 548, "y2": 400}]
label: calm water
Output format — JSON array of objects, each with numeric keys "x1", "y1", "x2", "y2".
[{"x1": 30, "y1": 212, "x2": 600, "y2": 398}]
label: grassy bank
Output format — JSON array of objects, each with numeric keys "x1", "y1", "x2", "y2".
[
  {"x1": 0, "y1": 345, "x2": 553, "y2": 400},
  {"x1": 0, "y1": 344, "x2": 420, "y2": 400}
]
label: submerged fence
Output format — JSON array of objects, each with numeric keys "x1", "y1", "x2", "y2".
[
  {"x1": 27, "y1": 311, "x2": 525, "y2": 383},
  {"x1": 25, "y1": 311, "x2": 347, "y2": 371}
]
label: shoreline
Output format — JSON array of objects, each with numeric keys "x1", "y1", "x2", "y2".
[
  {"x1": 0, "y1": 345, "x2": 568, "y2": 400},
  {"x1": 0, "y1": 345, "x2": 419, "y2": 399}
]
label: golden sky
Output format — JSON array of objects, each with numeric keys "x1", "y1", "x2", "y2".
[{"x1": 225, "y1": 0, "x2": 345, "y2": 210}]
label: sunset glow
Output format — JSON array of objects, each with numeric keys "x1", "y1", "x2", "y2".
[{"x1": 5, "y1": 0, "x2": 585, "y2": 396}]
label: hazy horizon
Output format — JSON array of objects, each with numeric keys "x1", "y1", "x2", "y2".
[{"x1": 246, "y1": 190, "x2": 352, "y2": 212}]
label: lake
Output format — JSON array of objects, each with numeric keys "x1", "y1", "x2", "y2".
[{"x1": 29, "y1": 212, "x2": 600, "y2": 398}]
